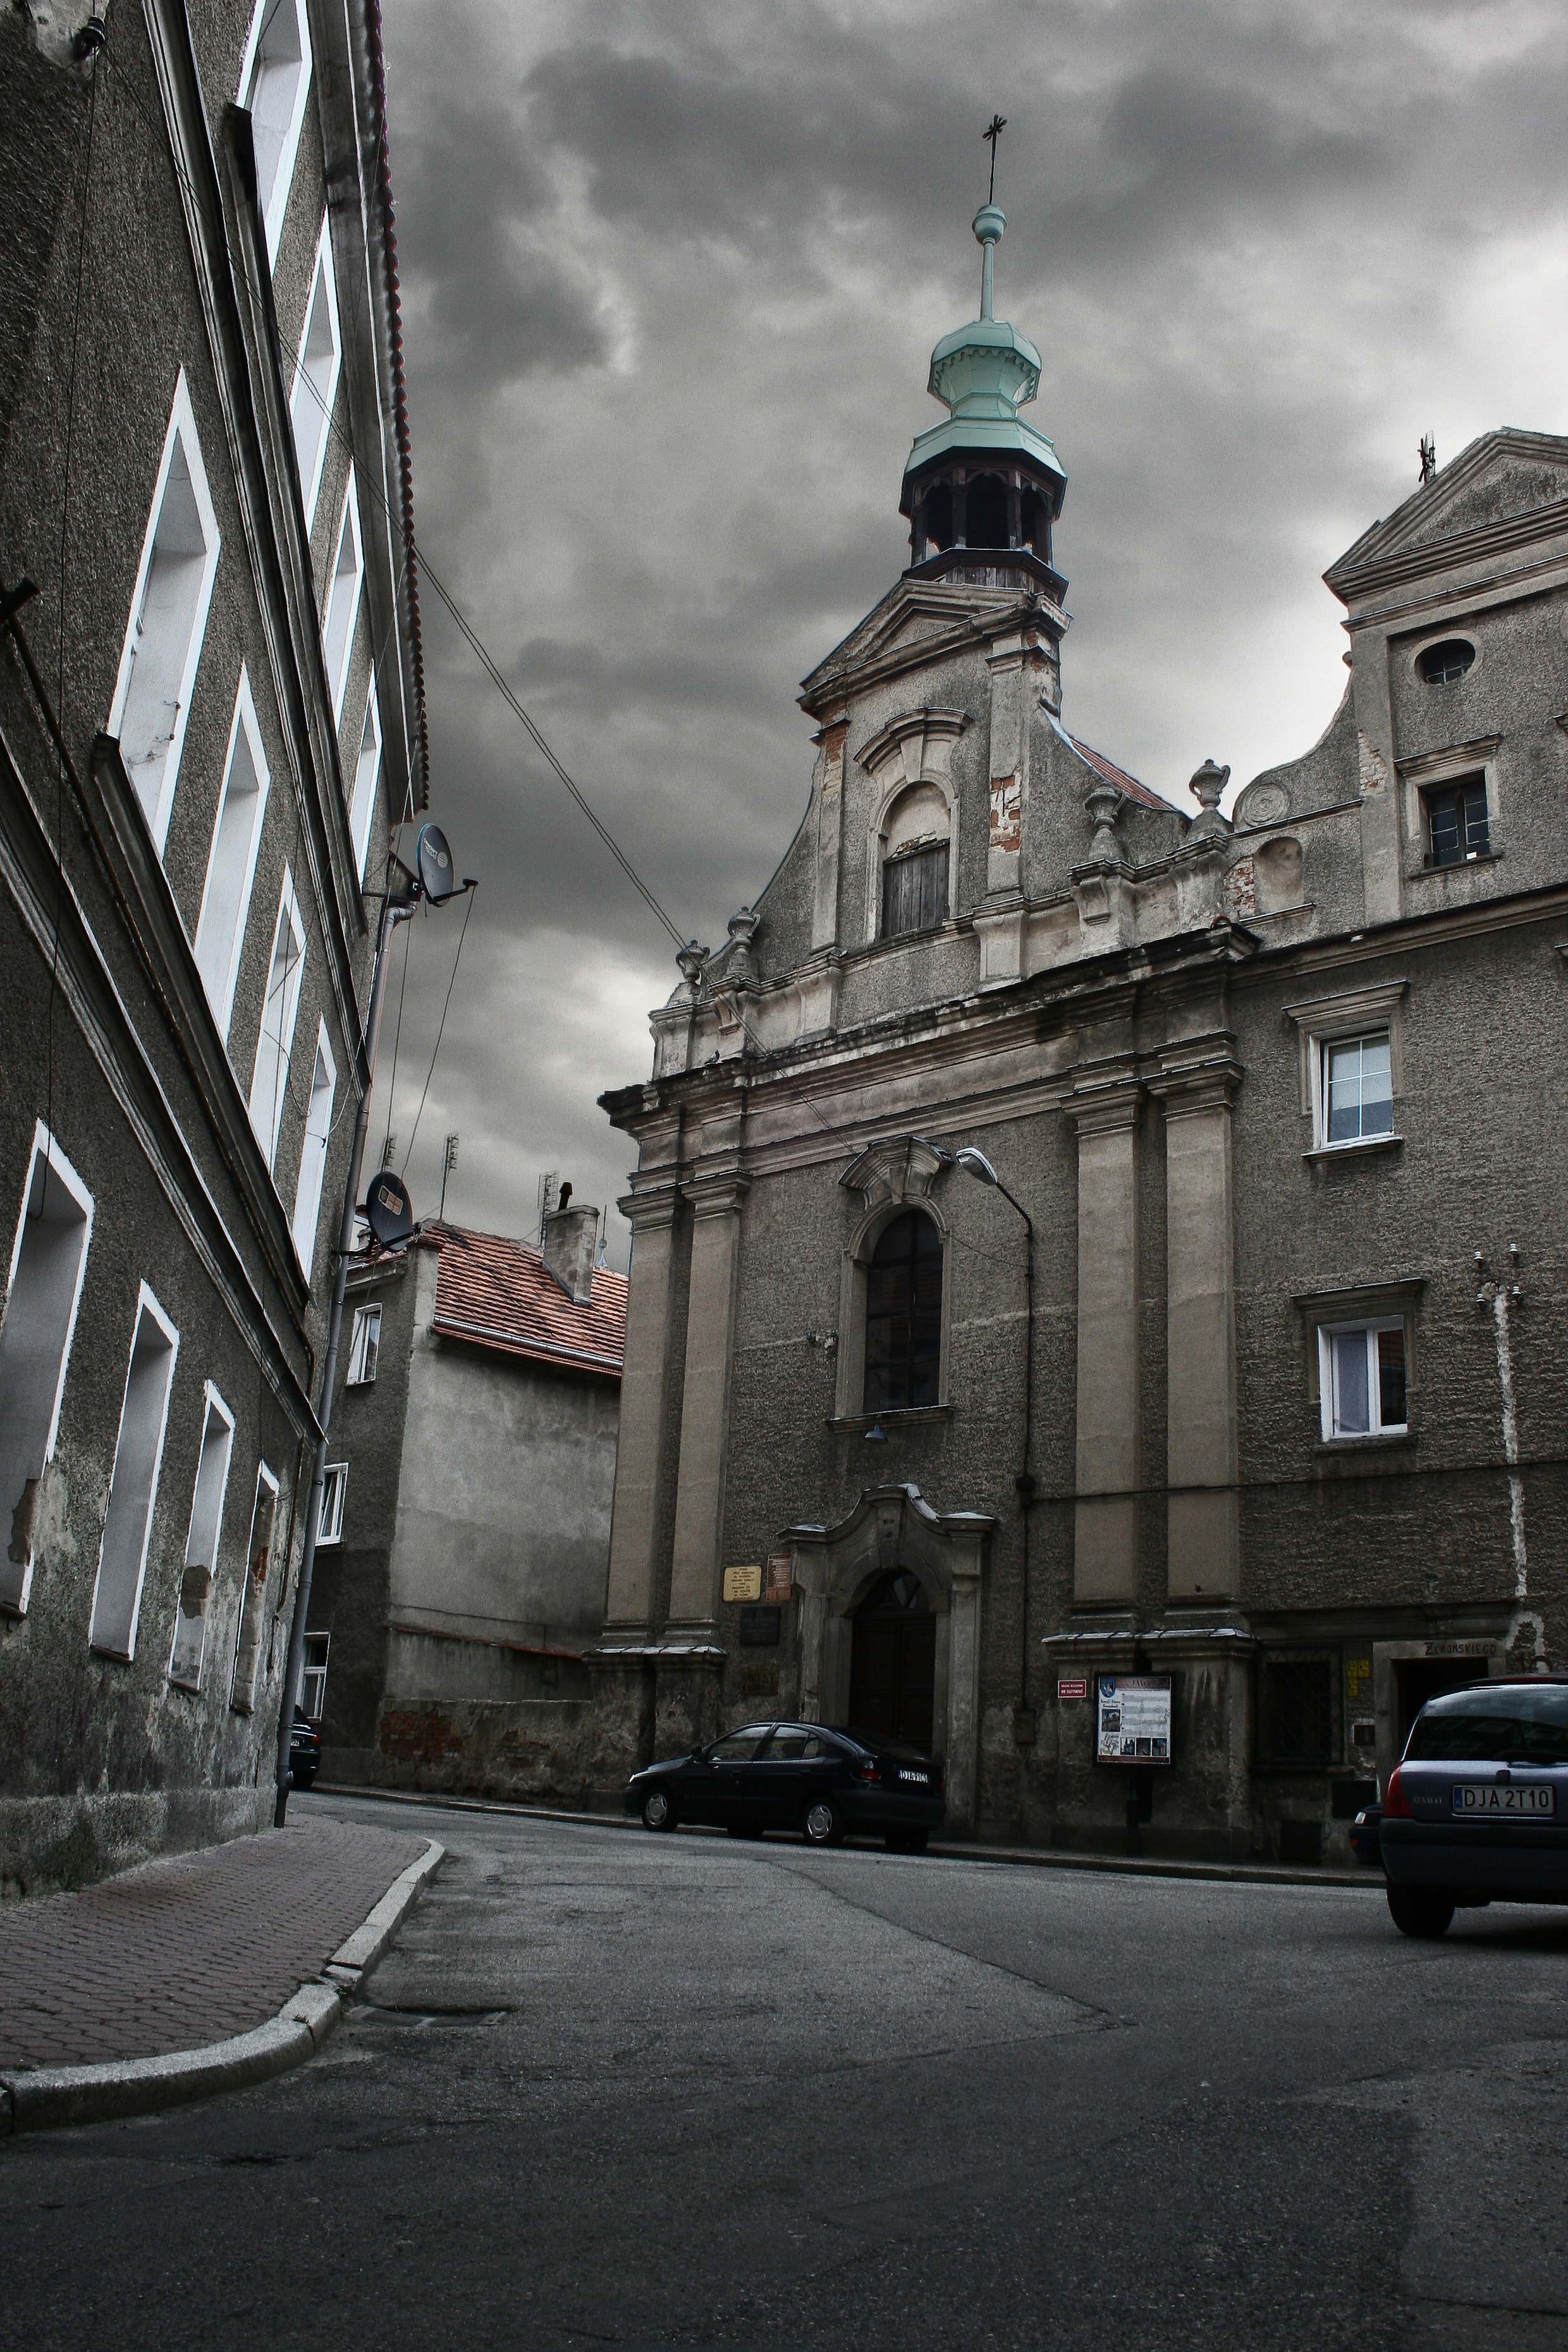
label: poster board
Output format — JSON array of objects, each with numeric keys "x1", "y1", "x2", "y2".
[{"x1": 1096, "y1": 1674, "x2": 1172, "y2": 1764}]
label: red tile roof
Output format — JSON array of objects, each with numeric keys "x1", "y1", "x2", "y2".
[
  {"x1": 429, "y1": 1225, "x2": 626, "y2": 1378},
  {"x1": 1069, "y1": 735, "x2": 1184, "y2": 815}
]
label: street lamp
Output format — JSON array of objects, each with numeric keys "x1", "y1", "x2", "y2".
[
  {"x1": 945, "y1": 1144, "x2": 1036, "y2": 1736},
  {"x1": 273, "y1": 830, "x2": 472, "y2": 1825}
]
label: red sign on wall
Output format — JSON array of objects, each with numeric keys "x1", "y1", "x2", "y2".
[{"x1": 1057, "y1": 1677, "x2": 1088, "y2": 1701}]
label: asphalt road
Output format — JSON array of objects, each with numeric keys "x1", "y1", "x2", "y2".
[{"x1": 6, "y1": 1792, "x2": 1566, "y2": 2352}]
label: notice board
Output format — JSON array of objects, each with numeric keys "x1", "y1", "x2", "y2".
[{"x1": 1096, "y1": 1674, "x2": 1172, "y2": 1764}]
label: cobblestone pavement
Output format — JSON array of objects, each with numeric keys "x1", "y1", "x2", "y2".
[{"x1": 0, "y1": 1821, "x2": 427, "y2": 2072}]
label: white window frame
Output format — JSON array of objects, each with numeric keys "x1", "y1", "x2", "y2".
[
  {"x1": 345, "y1": 1302, "x2": 382, "y2": 1387},
  {"x1": 168, "y1": 1381, "x2": 236, "y2": 1692},
  {"x1": 349, "y1": 674, "x2": 382, "y2": 886},
  {"x1": 237, "y1": 0, "x2": 314, "y2": 266},
  {"x1": 1319, "y1": 1030, "x2": 1395, "y2": 1151},
  {"x1": 1318, "y1": 1318, "x2": 1409, "y2": 1443},
  {"x1": 299, "y1": 1627, "x2": 329, "y2": 1718},
  {"x1": 290, "y1": 214, "x2": 341, "y2": 530},
  {"x1": 87, "y1": 1283, "x2": 180, "y2": 1662},
  {"x1": 230, "y1": 1459, "x2": 279, "y2": 1713},
  {"x1": 321, "y1": 469, "x2": 364, "y2": 726},
  {"x1": 107, "y1": 371, "x2": 221, "y2": 854},
  {"x1": 1284, "y1": 981, "x2": 1407, "y2": 1155},
  {"x1": 192, "y1": 667, "x2": 271, "y2": 1040},
  {"x1": 317, "y1": 1462, "x2": 346, "y2": 1547},
  {"x1": 248, "y1": 868, "x2": 306, "y2": 1168},
  {"x1": 0, "y1": 1124, "x2": 94, "y2": 1617},
  {"x1": 290, "y1": 1019, "x2": 337, "y2": 1277}
]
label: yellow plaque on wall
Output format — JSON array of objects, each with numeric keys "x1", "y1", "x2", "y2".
[{"x1": 723, "y1": 1564, "x2": 763, "y2": 1603}]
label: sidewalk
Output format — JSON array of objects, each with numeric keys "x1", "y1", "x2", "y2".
[{"x1": 0, "y1": 1819, "x2": 435, "y2": 2128}]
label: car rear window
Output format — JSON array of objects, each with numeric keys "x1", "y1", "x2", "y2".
[{"x1": 1406, "y1": 1685, "x2": 1568, "y2": 1765}]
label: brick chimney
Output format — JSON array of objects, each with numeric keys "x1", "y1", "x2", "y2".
[{"x1": 541, "y1": 1203, "x2": 598, "y2": 1304}]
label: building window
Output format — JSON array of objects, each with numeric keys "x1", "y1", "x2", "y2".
[
  {"x1": 882, "y1": 845, "x2": 948, "y2": 940},
  {"x1": 290, "y1": 217, "x2": 341, "y2": 530},
  {"x1": 88, "y1": 1285, "x2": 180, "y2": 1661},
  {"x1": 230, "y1": 1464, "x2": 279, "y2": 1713},
  {"x1": 107, "y1": 371, "x2": 221, "y2": 852},
  {"x1": 300, "y1": 1628, "x2": 329, "y2": 1720},
  {"x1": 238, "y1": 0, "x2": 312, "y2": 264},
  {"x1": 317, "y1": 1462, "x2": 346, "y2": 1547},
  {"x1": 1423, "y1": 775, "x2": 1490, "y2": 867},
  {"x1": 864, "y1": 1210, "x2": 942, "y2": 1412},
  {"x1": 248, "y1": 869, "x2": 306, "y2": 1168},
  {"x1": 0, "y1": 1125, "x2": 94, "y2": 1617},
  {"x1": 321, "y1": 470, "x2": 364, "y2": 725},
  {"x1": 349, "y1": 677, "x2": 382, "y2": 885},
  {"x1": 289, "y1": 1020, "x2": 337, "y2": 1278},
  {"x1": 1417, "y1": 638, "x2": 1474, "y2": 686},
  {"x1": 1323, "y1": 1032, "x2": 1393, "y2": 1144},
  {"x1": 345, "y1": 1304, "x2": 382, "y2": 1386},
  {"x1": 1257, "y1": 1651, "x2": 1339, "y2": 1768},
  {"x1": 169, "y1": 1383, "x2": 235, "y2": 1691},
  {"x1": 1320, "y1": 1319, "x2": 1407, "y2": 1440},
  {"x1": 193, "y1": 668, "x2": 270, "y2": 1040}
]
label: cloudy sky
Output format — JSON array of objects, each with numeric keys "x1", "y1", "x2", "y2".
[{"x1": 375, "y1": 0, "x2": 1567, "y2": 1265}]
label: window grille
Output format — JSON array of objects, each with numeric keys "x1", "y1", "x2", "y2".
[
  {"x1": 1257, "y1": 1651, "x2": 1339, "y2": 1768},
  {"x1": 863, "y1": 1211, "x2": 942, "y2": 1412},
  {"x1": 1417, "y1": 639, "x2": 1474, "y2": 686}
]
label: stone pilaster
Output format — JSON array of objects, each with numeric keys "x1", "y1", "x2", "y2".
[
  {"x1": 810, "y1": 713, "x2": 848, "y2": 953},
  {"x1": 600, "y1": 1174, "x2": 683, "y2": 1639},
  {"x1": 1350, "y1": 634, "x2": 1402, "y2": 926},
  {"x1": 1065, "y1": 1073, "x2": 1144, "y2": 1603},
  {"x1": 665, "y1": 1170, "x2": 750, "y2": 1636},
  {"x1": 1149, "y1": 1043, "x2": 1243, "y2": 1601}
]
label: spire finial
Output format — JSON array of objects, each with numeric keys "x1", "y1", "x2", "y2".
[{"x1": 983, "y1": 113, "x2": 1007, "y2": 204}]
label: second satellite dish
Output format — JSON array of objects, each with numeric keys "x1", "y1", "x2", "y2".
[
  {"x1": 416, "y1": 823, "x2": 455, "y2": 904},
  {"x1": 365, "y1": 1169, "x2": 415, "y2": 1251}
]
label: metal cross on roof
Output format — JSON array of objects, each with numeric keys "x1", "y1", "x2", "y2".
[{"x1": 983, "y1": 113, "x2": 1007, "y2": 204}]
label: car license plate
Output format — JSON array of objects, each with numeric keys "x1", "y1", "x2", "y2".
[
  {"x1": 899, "y1": 1769, "x2": 928, "y2": 1785},
  {"x1": 1452, "y1": 1783, "x2": 1555, "y2": 1816}
]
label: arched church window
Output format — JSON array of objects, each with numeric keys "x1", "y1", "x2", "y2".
[
  {"x1": 864, "y1": 1210, "x2": 942, "y2": 1412},
  {"x1": 965, "y1": 473, "x2": 1008, "y2": 549},
  {"x1": 880, "y1": 781, "x2": 950, "y2": 941}
]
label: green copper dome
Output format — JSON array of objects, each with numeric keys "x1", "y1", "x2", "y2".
[{"x1": 903, "y1": 204, "x2": 1065, "y2": 489}]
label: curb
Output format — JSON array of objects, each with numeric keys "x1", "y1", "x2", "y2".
[
  {"x1": 0, "y1": 1837, "x2": 443, "y2": 2139},
  {"x1": 310, "y1": 1782, "x2": 1381, "y2": 1892}
]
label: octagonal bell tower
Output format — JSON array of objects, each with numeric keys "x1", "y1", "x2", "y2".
[{"x1": 899, "y1": 203, "x2": 1067, "y2": 601}]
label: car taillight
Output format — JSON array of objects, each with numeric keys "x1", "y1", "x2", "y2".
[
  {"x1": 1383, "y1": 1766, "x2": 1412, "y2": 1818},
  {"x1": 855, "y1": 1761, "x2": 881, "y2": 1784}
]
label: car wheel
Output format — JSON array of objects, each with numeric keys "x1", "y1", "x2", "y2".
[
  {"x1": 641, "y1": 1789, "x2": 675, "y2": 1832},
  {"x1": 886, "y1": 1828, "x2": 928, "y2": 1854},
  {"x1": 1387, "y1": 1886, "x2": 1455, "y2": 1939},
  {"x1": 802, "y1": 1797, "x2": 844, "y2": 1848}
]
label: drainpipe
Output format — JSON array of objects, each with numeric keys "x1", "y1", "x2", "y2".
[
  {"x1": 1484, "y1": 1249, "x2": 1545, "y2": 1668},
  {"x1": 274, "y1": 886, "x2": 411, "y2": 1823}
]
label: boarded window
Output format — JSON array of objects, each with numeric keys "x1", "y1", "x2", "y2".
[
  {"x1": 89, "y1": 1288, "x2": 179, "y2": 1660},
  {"x1": 864, "y1": 1210, "x2": 942, "y2": 1412},
  {"x1": 169, "y1": 1385, "x2": 235, "y2": 1691},
  {"x1": 0, "y1": 1128, "x2": 94, "y2": 1616},
  {"x1": 881, "y1": 843, "x2": 947, "y2": 940}
]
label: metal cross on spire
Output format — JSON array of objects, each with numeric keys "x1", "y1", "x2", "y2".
[{"x1": 983, "y1": 113, "x2": 1007, "y2": 203}]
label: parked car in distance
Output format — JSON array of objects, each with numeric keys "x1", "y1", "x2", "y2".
[
  {"x1": 1380, "y1": 1676, "x2": 1568, "y2": 1937},
  {"x1": 1349, "y1": 1801, "x2": 1383, "y2": 1866},
  {"x1": 290, "y1": 1706, "x2": 322, "y2": 1791},
  {"x1": 624, "y1": 1720, "x2": 945, "y2": 1850}
]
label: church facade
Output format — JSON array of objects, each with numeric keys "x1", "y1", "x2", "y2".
[{"x1": 589, "y1": 202, "x2": 1568, "y2": 1862}]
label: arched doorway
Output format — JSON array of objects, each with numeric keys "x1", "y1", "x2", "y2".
[{"x1": 848, "y1": 1570, "x2": 936, "y2": 1749}]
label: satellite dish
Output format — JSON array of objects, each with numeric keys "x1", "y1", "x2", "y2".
[
  {"x1": 364, "y1": 1169, "x2": 415, "y2": 1251},
  {"x1": 416, "y1": 823, "x2": 455, "y2": 905}
]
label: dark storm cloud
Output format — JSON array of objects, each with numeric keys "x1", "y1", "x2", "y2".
[{"x1": 374, "y1": 0, "x2": 1567, "y2": 1259}]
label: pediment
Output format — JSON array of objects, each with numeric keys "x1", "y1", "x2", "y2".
[
  {"x1": 1328, "y1": 430, "x2": 1568, "y2": 589},
  {"x1": 800, "y1": 577, "x2": 1026, "y2": 708}
]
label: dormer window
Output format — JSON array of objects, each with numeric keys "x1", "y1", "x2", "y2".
[{"x1": 1417, "y1": 639, "x2": 1474, "y2": 685}]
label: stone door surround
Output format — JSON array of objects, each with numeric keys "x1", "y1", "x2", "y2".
[{"x1": 783, "y1": 1483, "x2": 994, "y2": 1834}]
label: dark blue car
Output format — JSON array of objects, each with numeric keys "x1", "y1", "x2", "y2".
[
  {"x1": 624, "y1": 1720, "x2": 945, "y2": 1850},
  {"x1": 1380, "y1": 1676, "x2": 1568, "y2": 1937}
]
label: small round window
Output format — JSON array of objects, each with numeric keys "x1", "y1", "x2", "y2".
[{"x1": 1418, "y1": 639, "x2": 1475, "y2": 685}]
